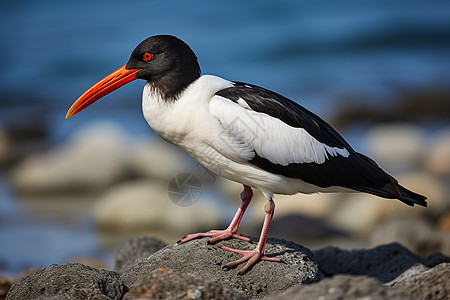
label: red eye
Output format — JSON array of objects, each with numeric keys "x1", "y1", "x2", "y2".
[{"x1": 143, "y1": 52, "x2": 154, "y2": 61}]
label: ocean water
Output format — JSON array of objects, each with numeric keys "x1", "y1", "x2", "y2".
[
  {"x1": 0, "y1": 0, "x2": 449, "y2": 274},
  {"x1": 1, "y1": 1, "x2": 449, "y2": 119}
]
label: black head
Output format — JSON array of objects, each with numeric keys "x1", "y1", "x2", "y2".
[
  {"x1": 66, "y1": 35, "x2": 200, "y2": 118},
  {"x1": 126, "y1": 35, "x2": 201, "y2": 100}
]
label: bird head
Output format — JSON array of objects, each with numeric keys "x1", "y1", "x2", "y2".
[{"x1": 66, "y1": 35, "x2": 200, "y2": 119}]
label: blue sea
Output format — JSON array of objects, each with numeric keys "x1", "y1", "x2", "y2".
[{"x1": 0, "y1": 0, "x2": 449, "y2": 274}]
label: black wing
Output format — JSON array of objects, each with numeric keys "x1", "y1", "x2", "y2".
[{"x1": 215, "y1": 82, "x2": 426, "y2": 206}]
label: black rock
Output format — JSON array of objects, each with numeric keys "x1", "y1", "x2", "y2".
[
  {"x1": 120, "y1": 237, "x2": 322, "y2": 298},
  {"x1": 115, "y1": 236, "x2": 167, "y2": 273},
  {"x1": 6, "y1": 263, "x2": 125, "y2": 300},
  {"x1": 246, "y1": 214, "x2": 348, "y2": 241},
  {"x1": 313, "y1": 242, "x2": 425, "y2": 283},
  {"x1": 10, "y1": 236, "x2": 447, "y2": 300},
  {"x1": 422, "y1": 252, "x2": 450, "y2": 268},
  {"x1": 266, "y1": 275, "x2": 412, "y2": 300}
]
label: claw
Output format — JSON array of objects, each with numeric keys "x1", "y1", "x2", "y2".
[
  {"x1": 178, "y1": 229, "x2": 251, "y2": 244},
  {"x1": 179, "y1": 188, "x2": 281, "y2": 275},
  {"x1": 222, "y1": 246, "x2": 281, "y2": 275}
]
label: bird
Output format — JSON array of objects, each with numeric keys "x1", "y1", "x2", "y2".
[{"x1": 66, "y1": 35, "x2": 427, "y2": 275}]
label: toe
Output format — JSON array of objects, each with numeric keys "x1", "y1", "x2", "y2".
[{"x1": 261, "y1": 256, "x2": 281, "y2": 262}]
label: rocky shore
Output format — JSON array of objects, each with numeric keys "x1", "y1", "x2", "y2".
[
  {"x1": 5, "y1": 236, "x2": 450, "y2": 299},
  {"x1": 1, "y1": 93, "x2": 449, "y2": 299}
]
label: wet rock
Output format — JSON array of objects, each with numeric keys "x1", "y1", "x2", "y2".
[
  {"x1": 6, "y1": 263, "x2": 125, "y2": 300},
  {"x1": 10, "y1": 122, "x2": 128, "y2": 194},
  {"x1": 368, "y1": 218, "x2": 450, "y2": 256},
  {"x1": 121, "y1": 237, "x2": 321, "y2": 298},
  {"x1": 115, "y1": 236, "x2": 167, "y2": 273},
  {"x1": 391, "y1": 262, "x2": 450, "y2": 300},
  {"x1": 123, "y1": 267, "x2": 247, "y2": 300},
  {"x1": 313, "y1": 243, "x2": 424, "y2": 283},
  {"x1": 266, "y1": 275, "x2": 412, "y2": 300},
  {"x1": 93, "y1": 180, "x2": 221, "y2": 233}
]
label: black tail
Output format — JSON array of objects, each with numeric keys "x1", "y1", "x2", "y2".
[
  {"x1": 351, "y1": 153, "x2": 427, "y2": 207},
  {"x1": 396, "y1": 184, "x2": 427, "y2": 207},
  {"x1": 353, "y1": 183, "x2": 427, "y2": 207}
]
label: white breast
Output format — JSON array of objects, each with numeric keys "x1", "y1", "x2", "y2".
[{"x1": 141, "y1": 75, "x2": 234, "y2": 155}]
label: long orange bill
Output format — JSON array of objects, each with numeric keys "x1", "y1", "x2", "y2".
[{"x1": 65, "y1": 64, "x2": 141, "y2": 119}]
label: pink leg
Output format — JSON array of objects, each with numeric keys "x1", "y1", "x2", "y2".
[
  {"x1": 178, "y1": 185, "x2": 253, "y2": 244},
  {"x1": 222, "y1": 198, "x2": 280, "y2": 275}
]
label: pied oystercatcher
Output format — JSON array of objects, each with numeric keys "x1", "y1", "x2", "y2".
[{"x1": 66, "y1": 35, "x2": 427, "y2": 275}]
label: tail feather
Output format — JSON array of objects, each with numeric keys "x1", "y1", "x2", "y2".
[
  {"x1": 352, "y1": 183, "x2": 427, "y2": 207},
  {"x1": 397, "y1": 184, "x2": 427, "y2": 207},
  {"x1": 353, "y1": 153, "x2": 427, "y2": 207}
]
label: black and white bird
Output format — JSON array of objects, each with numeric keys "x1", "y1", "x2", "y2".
[{"x1": 66, "y1": 35, "x2": 427, "y2": 275}]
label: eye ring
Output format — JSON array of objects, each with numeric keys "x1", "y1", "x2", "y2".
[{"x1": 143, "y1": 52, "x2": 154, "y2": 61}]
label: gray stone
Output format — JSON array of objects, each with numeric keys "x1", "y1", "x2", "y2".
[
  {"x1": 10, "y1": 122, "x2": 128, "y2": 195},
  {"x1": 391, "y1": 262, "x2": 450, "y2": 300},
  {"x1": 122, "y1": 267, "x2": 247, "y2": 300},
  {"x1": 93, "y1": 180, "x2": 221, "y2": 234},
  {"x1": 369, "y1": 218, "x2": 450, "y2": 256},
  {"x1": 386, "y1": 263, "x2": 430, "y2": 286},
  {"x1": 6, "y1": 263, "x2": 125, "y2": 300},
  {"x1": 121, "y1": 237, "x2": 321, "y2": 298},
  {"x1": 266, "y1": 275, "x2": 412, "y2": 300},
  {"x1": 115, "y1": 236, "x2": 167, "y2": 273},
  {"x1": 126, "y1": 139, "x2": 189, "y2": 181},
  {"x1": 425, "y1": 128, "x2": 450, "y2": 177},
  {"x1": 364, "y1": 123, "x2": 425, "y2": 171},
  {"x1": 313, "y1": 243, "x2": 424, "y2": 283}
]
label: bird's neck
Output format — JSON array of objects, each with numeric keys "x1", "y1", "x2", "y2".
[{"x1": 149, "y1": 65, "x2": 201, "y2": 102}]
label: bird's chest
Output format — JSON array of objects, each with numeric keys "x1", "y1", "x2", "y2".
[
  {"x1": 141, "y1": 84, "x2": 215, "y2": 151},
  {"x1": 143, "y1": 99, "x2": 189, "y2": 145}
]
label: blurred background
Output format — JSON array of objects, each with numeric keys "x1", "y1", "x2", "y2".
[{"x1": 1, "y1": 0, "x2": 449, "y2": 276}]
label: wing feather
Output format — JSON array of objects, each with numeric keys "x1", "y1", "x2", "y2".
[
  {"x1": 209, "y1": 82, "x2": 426, "y2": 206},
  {"x1": 210, "y1": 95, "x2": 350, "y2": 166},
  {"x1": 210, "y1": 83, "x2": 390, "y2": 189}
]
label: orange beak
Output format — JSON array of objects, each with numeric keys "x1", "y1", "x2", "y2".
[{"x1": 65, "y1": 64, "x2": 141, "y2": 119}]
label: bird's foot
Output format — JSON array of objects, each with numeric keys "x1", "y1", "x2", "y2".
[
  {"x1": 178, "y1": 229, "x2": 251, "y2": 244},
  {"x1": 222, "y1": 246, "x2": 281, "y2": 275}
]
